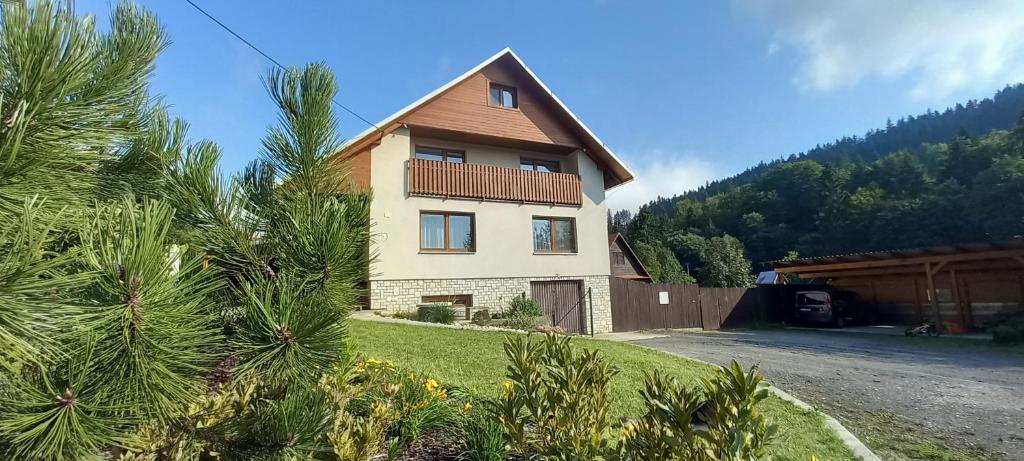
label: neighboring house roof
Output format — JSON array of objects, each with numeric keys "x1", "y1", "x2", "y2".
[
  {"x1": 609, "y1": 232, "x2": 652, "y2": 281},
  {"x1": 332, "y1": 47, "x2": 635, "y2": 190}
]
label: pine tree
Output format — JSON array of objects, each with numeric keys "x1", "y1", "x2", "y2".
[
  {"x1": 0, "y1": 2, "x2": 372, "y2": 459},
  {"x1": 167, "y1": 62, "x2": 373, "y2": 461}
]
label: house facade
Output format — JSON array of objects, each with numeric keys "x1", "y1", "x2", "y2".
[{"x1": 333, "y1": 49, "x2": 634, "y2": 334}]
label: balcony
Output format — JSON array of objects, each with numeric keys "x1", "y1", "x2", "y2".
[{"x1": 408, "y1": 158, "x2": 582, "y2": 207}]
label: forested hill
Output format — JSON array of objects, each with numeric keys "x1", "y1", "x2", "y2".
[
  {"x1": 612, "y1": 84, "x2": 1024, "y2": 286},
  {"x1": 662, "y1": 83, "x2": 1024, "y2": 210}
]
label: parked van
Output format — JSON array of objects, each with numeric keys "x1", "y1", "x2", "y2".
[{"x1": 794, "y1": 290, "x2": 859, "y2": 328}]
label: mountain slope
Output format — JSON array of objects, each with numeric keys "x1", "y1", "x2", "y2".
[
  {"x1": 675, "y1": 83, "x2": 1024, "y2": 206},
  {"x1": 623, "y1": 84, "x2": 1024, "y2": 274}
]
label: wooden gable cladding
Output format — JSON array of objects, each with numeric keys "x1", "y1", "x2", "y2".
[
  {"x1": 327, "y1": 145, "x2": 372, "y2": 192},
  {"x1": 401, "y1": 59, "x2": 582, "y2": 148},
  {"x1": 343, "y1": 146, "x2": 372, "y2": 191},
  {"x1": 609, "y1": 233, "x2": 652, "y2": 281}
]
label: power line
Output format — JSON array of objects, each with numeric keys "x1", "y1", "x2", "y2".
[{"x1": 181, "y1": 0, "x2": 380, "y2": 131}]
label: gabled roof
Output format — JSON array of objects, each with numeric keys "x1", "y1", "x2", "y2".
[
  {"x1": 609, "y1": 232, "x2": 653, "y2": 280},
  {"x1": 333, "y1": 48, "x2": 635, "y2": 189}
]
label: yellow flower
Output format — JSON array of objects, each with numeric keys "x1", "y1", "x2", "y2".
[
  {"x1": 425, "y1": 378, "x2": 439, "y2": 392},
  {"x1": 502, "y1": 379, "x2": 515, "y2": 398},
  {"x1": 463, "y1": 401, "x2": 473, "y2": 412}
]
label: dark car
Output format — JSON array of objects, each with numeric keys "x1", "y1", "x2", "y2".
[
  {"x1": 793, "y1": 290, "x2": 867, "y2": 327},
  {"x1": 794, "y1": 291, "x2": 837, "y2": 326},
  {"x1": 790, "y1": 288, "x2": 872, "y2": 327}
]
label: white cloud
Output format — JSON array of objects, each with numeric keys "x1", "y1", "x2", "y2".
[
  {"x1": 606, "y1": 151, "x2": 715, "y2": 212},
  {"x1": 738, "y1": 0, "x2": 1024, "y2": 99}
]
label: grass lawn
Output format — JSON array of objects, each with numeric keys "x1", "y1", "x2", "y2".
[{"x1": 351, "y1": 319, "x2": 857, "y2": 461}]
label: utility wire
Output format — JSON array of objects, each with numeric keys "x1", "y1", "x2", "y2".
[{"x1": 181, "y1": 0, "x2": 380, "y2": 131}]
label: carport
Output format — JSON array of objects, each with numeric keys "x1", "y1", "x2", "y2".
[{"x1": 772, "y1": 239, "x2": 1024, "y2": 332}]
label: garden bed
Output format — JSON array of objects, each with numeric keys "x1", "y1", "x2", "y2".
[{"x1": 351, "y1": 319, "x2": 858, "y2": 460}]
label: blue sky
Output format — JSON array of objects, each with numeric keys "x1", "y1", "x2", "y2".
[{"x1": 78, "y1": 0, "x2": 1024, "y2": 210}]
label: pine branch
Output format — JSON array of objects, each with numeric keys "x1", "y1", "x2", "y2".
[
  {"x1": 0, "y1": 197, "x2": 86, "y2": 371},
  {"x1": 77, "y1": 197, "x2": 224, "y2": 423},
  {"x1": 230, "y1": 275, "x2": 348, "y2": 388},
  {"x1": 0, "y1": 338, "x2": 130, "y2": 461},
  {"x1": 0, "y1": 0, "x2": 167, "y2": 223}
]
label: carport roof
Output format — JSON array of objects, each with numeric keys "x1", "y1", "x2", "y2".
[{"x1": 771, "y1": 238, "x2": 1024, "y2": 276}]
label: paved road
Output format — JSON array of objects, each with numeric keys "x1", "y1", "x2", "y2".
[{"x1": 631, "y1": 329, "x2": 1024, "y2": 459}]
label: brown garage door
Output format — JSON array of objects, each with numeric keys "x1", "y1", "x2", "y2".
[{"x1": 530, "y1": 280, "x2": 587, "y2": 334}]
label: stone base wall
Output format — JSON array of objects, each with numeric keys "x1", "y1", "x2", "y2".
[{"x1": 369, "y1": 276, "x2": 612, "y2": 333}]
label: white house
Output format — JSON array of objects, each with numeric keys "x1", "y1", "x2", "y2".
[{"x1": 332, "y1": 48, "x2": 634, "y2": 334}]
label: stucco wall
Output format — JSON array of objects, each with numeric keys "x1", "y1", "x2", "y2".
[{"x1": 368, "y1": 127, "x2": 611, "y2": 281}]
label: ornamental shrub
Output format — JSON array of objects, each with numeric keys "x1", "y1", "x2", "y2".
[
  {"x1": 614, "y1": 361, "x2": 777, "y2": 460},
  {"x1": 506, "y1": 293, "x2": 543, "y2": 318},
  {"x1": 417, "y1": 302, "x2": 458, "y2": 324},
  {"x1": 490, "y1": 333, "x2": 618, "y2": 459}
]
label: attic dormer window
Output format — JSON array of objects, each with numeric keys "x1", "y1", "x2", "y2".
[{"x1": 489, "y1": 83, "x2": 517, "y2": 108}]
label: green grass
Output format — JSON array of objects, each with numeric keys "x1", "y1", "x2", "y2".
[{"x1": 351, "y1": 319, "x2": 856, "y2": 461}]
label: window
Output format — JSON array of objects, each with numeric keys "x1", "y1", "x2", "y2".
[
  {"x1": 421, "y1": 294, "x2": 473, "y2": 307},
  {"x1": 489, "y1": 83, "x2": 517, "y2": 108},
  {"x1": 519, "y1": 158, "x2": 560, "y2": 173},
  {"x1": 420, "y1": 212, "x2": 475, "y2": 252},
  {"x1": 415, "y1": 146, "x2": 464, "y2": 163},
  {"x1": 612, "y1": 251, "x2": 626, "y2": 266},
  {"x1": 532, "y1": 216, "x2": 576, "y2": 253}
]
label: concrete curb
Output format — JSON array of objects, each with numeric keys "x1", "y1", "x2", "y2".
[{"x1": 766, "y1": 385, "x2": 881, "y2": 461}]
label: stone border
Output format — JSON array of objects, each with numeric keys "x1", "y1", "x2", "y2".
[
  {"x1": 767, "y1": 385, "x2": 880, "y2": 461},
  {"x1": 351, "y1": 312, "x2": 879, "y2": 460},
  {"x1": 351, "y1": 309, "x2": 529, "y2": 334}
]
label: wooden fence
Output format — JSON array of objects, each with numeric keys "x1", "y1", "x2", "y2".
[{"x1": 610, "y1": 278, "x2": 779, "y2": 332}]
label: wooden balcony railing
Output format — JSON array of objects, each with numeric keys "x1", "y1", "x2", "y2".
[{"x1": 408, "y1": 158, "x2": 583, "y2": 207}]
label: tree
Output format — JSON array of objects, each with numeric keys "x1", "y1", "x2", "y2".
[
  {"x1": 625, "y1": 206, "x2": 663, "y2": 245},
  {"x1": 0, "y1": 2, "x2": 218, "y2": 458},
  {"x1": 156, "y1": 63, "x2": 372, "y2": 459},
  {"x1": 666, "y1": 232, "x2": 706, "y2": 276},
  {"x1": 634, "y1": 241, "x2": 695, "y2": 284},
  {"x1": 698, "y1": 235, "x2": 754, "y2": 288},
  {"x1": 968, "y1": 156, "x2": 1024, "y2": 239},
  {"x1": 608, "y1": 209, "x2": 632, "y2": 235},
  {"x1": 0, "y1": 2, "x2": 371, "y2": 459}
]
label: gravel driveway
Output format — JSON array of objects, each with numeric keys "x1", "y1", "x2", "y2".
[{"x1": 631, "y1": 329, "x2": 1024, "y2": 459}]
